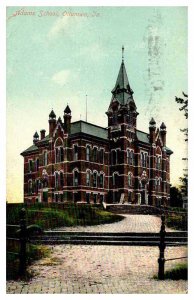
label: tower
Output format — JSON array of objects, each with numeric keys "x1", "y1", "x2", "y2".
[{"x1": 106, "y1": 47, "x2": 138, "y2": 203}]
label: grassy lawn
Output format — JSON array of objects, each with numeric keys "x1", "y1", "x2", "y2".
[{"x1": 7, "y1": 203, "x2": 124, "y2": 229}]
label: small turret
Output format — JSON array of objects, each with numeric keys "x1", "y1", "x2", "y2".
[
  {"x1": 149, "y1": 118, "x2": 156, "y2": 143},
  {"x1": 49, "y1": 109, "x2": 56, "y2": 137},
  {"x1": 33, "y1": 131, "x2": 39, "y2": 144},
  {"x1": 64, "y1": 104, "x2": 72, "y2": 134},
  {"x1": 160, "y1": 122, "x2": 166, "y2": 146}
]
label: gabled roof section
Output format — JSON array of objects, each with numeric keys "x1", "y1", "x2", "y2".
[{"x1": 20, "y1": 144, "x2": 39, "y2": 156}]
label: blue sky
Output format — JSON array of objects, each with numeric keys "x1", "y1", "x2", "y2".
[{"x1": 6, "y1": 6, "x2": 187, "y2": 202}]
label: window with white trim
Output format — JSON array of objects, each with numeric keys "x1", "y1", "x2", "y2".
[
  {"x1": 86, "y1": 170, "x2": 90, "y2": 186},
  {"x1": 128, "y1": 173, "x2": 132, "y2": 187},
  {"x1": 99, "y1": 173, "x2": 104, "y2": 188},
  {"x1": 86, "y1": 145, "x2": 90, "y2": 161},
  {"x1": 74, "y1": 145, "x2": 78, "y2": 161},
  {"x1": 93, "y1": 147, "x2": 97, "y2": 162},
  {"x1": 74, "y1": 170, "x2": 79, "y2": 186},
  {"x1": 93, "y1": 172, "x2": 97, "y2": 187}
]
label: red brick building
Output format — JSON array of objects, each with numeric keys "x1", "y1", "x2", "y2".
[{"x1": 21, "y1": 52, "x2": 173, "y2": 206}]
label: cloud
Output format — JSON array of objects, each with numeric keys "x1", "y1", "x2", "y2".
[
  {"x1": 48, "y1": 17, "x2": 70, "y2": 39},
  {"x1": 51, "y1": 70, "x2": 70, "y2": 86}
]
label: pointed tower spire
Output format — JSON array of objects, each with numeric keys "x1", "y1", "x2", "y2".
[{"x1": 111, "y1": 47, "x2": 134, "y2": 105}]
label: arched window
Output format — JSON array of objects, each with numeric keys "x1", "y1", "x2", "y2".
[
  {"x1": 73, "y1": 170, "x2": 79, "y2": 186},
  {"x1": 55, "y1": 138, "x2": 64, "y2": 163},
  {"x1": 93, "y1": 147, "x2": 97, "y2": 162},
  {"x1": 86, "y1": 170, "x2": 90, "y2": 186},
  {"x1": 99, "y1": 173, "x2": 104, "y2": 188},
  {"x1": 86, "y1": 145, "x2": 90, "y2": 161},
  {"x1": 43, "y1": 151, "x2": 48, "y2": 166},
  {"x1": 128, "y1": 173, "x2": 132, "y2": 187},
  {"x1": 74, "y1": 145, "x2": 78, "y2": 161},
  {"x1": 93, "y1": 171, "x2": 97, "y2": 187},
  {"x1": 113, "y1": 172, "x2": 119, "y2": 187},
  {"x1": 127, "y1": 150, "x2": 130, "y2": 164}
]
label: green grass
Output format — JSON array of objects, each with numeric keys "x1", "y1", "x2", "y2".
[
  {"x1": 164, "y1": 263, "x2": 188, "y2": 280},
  {"x1": 7, "y1": 203, "x2": 124, "y2": 229},
  {"x1": 154, "y1": 263, "x2": 188, "y2": 281}
]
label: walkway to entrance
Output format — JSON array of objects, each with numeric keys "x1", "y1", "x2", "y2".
[
  {"x1": 6, "y1": 215, "x2": 187, "y2": 294},
  {"x1": 53, "y1": 214, "x2": 176, "y2": 233}
]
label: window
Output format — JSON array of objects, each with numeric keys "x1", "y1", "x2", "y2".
[
  {"x1": 28, "y1": 160, "x2": 33, "y2": 172},
  {"x1": 156, "y1": 156, "x2": 161, "y2": 170},
  {"x1": 86, "y1": 170, "x2": 90, "y2": 186},
  {"x1": 60, "y1": 172, "x2": 64, "y2": 188},
  {"x1": 93, "y1": 147, "x2": 97, "y2": 162},
  {"x1": 43, "y1": 151, "x2": 48, "y2": 166},
  {"x1": 128, "y1": 173, "x2": 132, "y2": 187},
  {"x1": 93, "y1": 172, "x2": 97, "y2": 187},
  {"x1": 86, "y1": 193, "x2": 90, "y2": 204},
  {"x1": 99, "y1": 149, "x2": 104, "y2": 164},
  {"x1": 99, "y1": 173, "x2": 104, "y2": 188},
  {"x1": 28, "y1": 180, "x2": 33, "y2": 195},
  {"x1": 55, "y1": 147, "x2": 64, "y2": 163},
  {"x1": 127, "y1": 150, "x2": 130, "y2": 164},
  {"x1": 74, "y1": 145, "x2": 78, "y2": 161},
  {"x1": 112, "y1": 150, "x2": 118, "y2": 165},
  {"x1": 113, "y1": 113, "x2": 117, "y2": 125},
  {"x1": 127, "y1": 150, "x2": 134, "y2": 165},
  {"x1": 113, "y1": 172, "x2": 118, "y2": 187},
  {"x1": 86, "y1": 146, "x2": 90, "y2": 161},
  {"x1": 74, "y1": 170, "x2": 78, "y2": 186},
  {"x1": 141, "y1": 152, "x2": 147, "y2": 168}
]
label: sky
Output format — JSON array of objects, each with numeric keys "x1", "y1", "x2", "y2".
[{"x1": 6, "y1": 6, "x2": 188, "y2": 203}]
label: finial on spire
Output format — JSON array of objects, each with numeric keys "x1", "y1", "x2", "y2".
[
  {"x1": 86, "y1": 94, "x2": 88, "y2": 122},
  {"x1": 122, "y1": 45, "x2": 124, "y2": 61}
]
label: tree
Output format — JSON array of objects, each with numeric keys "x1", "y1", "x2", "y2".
[
  {"x1": 175, "y1": 92, "x2": 188, "y2": 141},
  {"x1": 170, "y1": 186, "x2": 183, "y2": 207},
  {"x1": 175, "y1": 92, "x2": 188, "y2": 201}
]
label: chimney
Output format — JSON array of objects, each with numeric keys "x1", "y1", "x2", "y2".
[{"x1": 40, "y1": 129, "x2": 46, "y2": 140}]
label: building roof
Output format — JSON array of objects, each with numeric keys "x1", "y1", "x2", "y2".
[
  {"x1": 71, "y1": 121, "x2": 108, "y2": 140},
  {"x1": 21, "y1": 122, "x2": 173, "y2": 155},
  {"x1": 20, "y1": 144, "x2": 39, "y2": 155}
]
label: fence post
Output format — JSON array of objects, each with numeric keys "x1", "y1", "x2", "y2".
[
  {"x1": 19, "y1": 208, "x2": 27, "y2": 276},
  {"x1": 158, "y1": 214, "x2": 166, "y2": 280}
]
